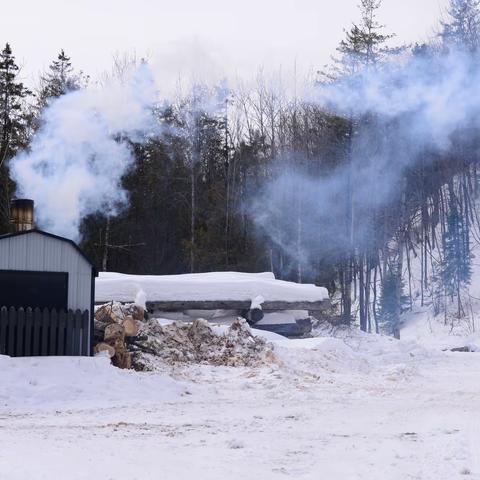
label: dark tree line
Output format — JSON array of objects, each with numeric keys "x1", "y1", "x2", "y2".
[{"x1": 2, "y1": 0, "x2": 480, "y2": 336}]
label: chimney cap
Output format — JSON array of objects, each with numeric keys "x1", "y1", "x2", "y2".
[{"x1": 10, "y1": 198, "x2": 34, "y2": 208}]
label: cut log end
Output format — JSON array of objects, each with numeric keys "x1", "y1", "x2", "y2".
[
  {"x1": 94, "y1": 342, "x2": 115, "y2": 358},
  {"x1": 242, "y1": 308, "x2": 264, "y2": 325},
  {"x1": 93, "y1": 302, "x2": 141, "y2": 370},
  {"x1": 104, "y1": 323, "x2": 125, "y2": 342},
  {"x1": 122, "y1": 316, "x2": 139, "y2": 337}
]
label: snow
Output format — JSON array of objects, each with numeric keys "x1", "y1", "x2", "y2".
[
  {"x1": 0, "y1": 355, "x2": 186, "y2": 412},
  {"x1": 250, "y1": 294, "x2": 265, "y2": 309},
  {"x1": 95, "y1": 271, "x2": 329, "y2": 304},
  {"x1": 134, "y1": 288, "x2": 147, "y2": 309},
  {"x1": 397, "y1": 238, "x2": 480, "y2": 352},
  {"x1": 2, "y1": 331, "x2": 480, "y2": 479},
  {"x1": 209, "y1": 323, "x2": 289, "y2": 342},
  {"x1": 401, "y1": 307, "x2": 480, "y2": 351}
]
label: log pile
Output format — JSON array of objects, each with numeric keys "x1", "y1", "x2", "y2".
[
  {"x1": 94, "y1": 302, "x2": 144, "y2": 369},
  {"x1": 94, "y1": 302, "x2": 277, "y2": 371},
  {"x1": 128, "y1": 317, "x2": 277, "y2": 371}
]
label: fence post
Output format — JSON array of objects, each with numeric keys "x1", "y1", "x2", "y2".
[
  {"x1": 7, "y1": 307, "x2": 16, "y2": 356},
  {"x1": 24, "y1": 307, "x2": 33, "y2": 356},
  {"x1": 16, "y1": 308, "x2": 25, "y2": 357},
  {"x1": 57, "y1": 310, "x2": 66, "y2": 355},
  {"x1": 49, "y1": 309, "x2": 58, "y2": 356},
  {"x1": 65, "y1": 310, "x2": 74, "y2": 355},
  {"x1": 0, "y1": 307, "x2": 7, "y2": 355},
  {"x1": 32, "y1": 308, "x2": 42, "y2": 356},
  {"x1": 81, "y1": 310, "x2": 90, "y2": 356},
  {"x1": 73, "y1": 310, "x2": 82, "y2": 356},
  {"x1": 41, "y1": 308, "x2": 50, "y2": 356}
]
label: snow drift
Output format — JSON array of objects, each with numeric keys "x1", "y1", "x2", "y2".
[{"x1": 0, "y1": 355, "x2": 186, "y2": 412}]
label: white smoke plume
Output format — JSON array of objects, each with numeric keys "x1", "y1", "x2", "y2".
[
  {"x1": 314, "y1": 49, "x2": 480, "y2": 151},
  {"x1": 12, "y1": 44, "x2": 479, "y2": 267},
  {"x1": 12, "y1": 62, "x2": 158, "y2": 240},
  {"x1": 251, "y1": 48, "x2": 480, "y2": 272}
]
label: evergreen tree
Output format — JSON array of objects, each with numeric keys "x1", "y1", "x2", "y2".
[
  {"x1": 379, "y1": 264, "x2": 406, "y2": 339},
  {"x1": 440, "y1": 0, "x2": 480, "y2": 52},
  {"x1": 441, "y1": 202, "x2": 472, "y2": 316},
  {"x1": 0, "y1": 43, "x2": 31, "y2": 232},
  {"x1": 329, "y1": 0, "x2": 398, "y2": 77},
  {"x1": 37, "y1": 50, "x2": 86, "y2": 109}
]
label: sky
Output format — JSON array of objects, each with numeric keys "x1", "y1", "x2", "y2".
[{"x1": 5, "y1": 0, "x2": 448, "y2": 88}]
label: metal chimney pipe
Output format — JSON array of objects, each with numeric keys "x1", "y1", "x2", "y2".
[{"x1": 10, "y1": 199, "x2": 34, "y2": 232}]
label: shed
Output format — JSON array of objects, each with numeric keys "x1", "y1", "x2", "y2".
[{"x1": 0, "y1": 229, "x2": 97, "y2": 357}]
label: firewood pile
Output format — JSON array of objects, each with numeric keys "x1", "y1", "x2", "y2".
[
  {"x1": 94, "y1": 302, "x2": 277, "y2": 371},
  {"x1": 94, "y1": 302, "x2": 144, "y2": 369}
]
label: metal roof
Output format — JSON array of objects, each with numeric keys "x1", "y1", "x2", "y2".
[{"x1": 0, "y1": 229, "x2": 98, "y2": 276}]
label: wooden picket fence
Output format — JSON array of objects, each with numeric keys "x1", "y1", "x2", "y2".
[{"x1": 0, "y1": 306, "x2": 90, "y2": 357}]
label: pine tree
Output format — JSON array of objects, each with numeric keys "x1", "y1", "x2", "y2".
[
  {"x1": 440, "y1": 0, "x2": 480, "y2": 52},
  {"x1": 37, "y1": 50, "x2": 86, "y2": 109},
  {"x1": 441, "y1": 201, "x2": 472, "y2": 316},
  {"x1": 330, "y1": 0, "x2": 397, "y2": 77},
  {"x1": 379, "y1": 264, "x2": 406, "y2": 339},
  {"x1": 0, "y1": 43, "x2": 31, "y2": 232}
]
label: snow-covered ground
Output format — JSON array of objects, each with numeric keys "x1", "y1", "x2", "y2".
[
  {"x1": 1, "y1": 330, "x2": 479, "y2": 479},
  {"x1": 402, "y1": 307, "x2": 480, "y2": 351}
]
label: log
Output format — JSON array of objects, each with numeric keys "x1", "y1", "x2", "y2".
[
  {"x1": 131, "y1": 306, "x2": 145, "y2": 321},
  {"x1": 146, "y1": 300, "x2": 330, "y2": 312},
  {"x1": 95, "y1": 302, "x2": 121, "y2": 323},
  {"x1": 242, "y1": 308, "x2": 264, "y2": 324},
  {"x1": 94, "y1": 304, "x2": 137, "y2": 370},
  {"x1": 112, "y1": 347, "x2": 132, "y2": 369},
  {"x1": 104, "y1": 323, "x2": 125, "y2": 342},
  {"x1": 94, "y1": 342, "x2": 115, "y2": 358},
  {"x1": 253, "y1": 320, "x2": 312, "y2": 338},
  {"x1": 122, "y1": 316, "x2": 139, "y2": 337},
  {"x1": 94, "y1": 318, "x2": 111, "y2": 341},
  {"x1": 450, "y1": 346, "x2": 472, "y2": 352},
  {"x1": 104, "y1": 336, "x2": 126, "y2": 351}
]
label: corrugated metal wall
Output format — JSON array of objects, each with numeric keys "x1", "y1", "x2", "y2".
[{"x1": 0, "y1": 232, "x2": 92, "y2": 312}]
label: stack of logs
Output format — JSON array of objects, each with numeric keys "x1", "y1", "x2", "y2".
[{"x1": 93, "y1": 302, "x2": 144, "y2": 369}]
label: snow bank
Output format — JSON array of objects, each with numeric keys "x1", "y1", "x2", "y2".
[
  {"x1": 256, "y1": 322, "x2": 445, "y2": 382},
  {"x1": 0, "y1": 355, "x2": 186, "y2": 412},
  {"x1": 95, "y1": 271, "x2": 329, "y2": 304}
]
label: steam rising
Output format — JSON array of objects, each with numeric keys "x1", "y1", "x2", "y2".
[
  {"x1": 12, "y1": 63, "x2": 157, "y2": 240},
  {"x1": 315, "y1": 50, "x2": 480, "y2": 149},
  {"x1": 11, "y1": 45, "x2": 480, "y2": 269},
  {"x1": 252, "y1": 49, "x2": 480, "y2": 271}
]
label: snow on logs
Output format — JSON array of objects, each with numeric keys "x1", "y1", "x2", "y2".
[{"x1": 95, "y1": 272, "x2": 330, "y2": 318}]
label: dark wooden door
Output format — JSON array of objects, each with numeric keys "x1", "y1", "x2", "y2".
[{"x1": 0, "y1": 270, "x2": 68, "y2": 310}]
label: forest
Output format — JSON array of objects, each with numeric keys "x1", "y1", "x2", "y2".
[{"x1": 1, "y1": 0, "x2": 480, "y2": 336}]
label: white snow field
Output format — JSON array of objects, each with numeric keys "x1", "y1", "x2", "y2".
[
  {"x1": 95, "y1": 271, "x2": 329, "y2": 304},
  {"x1": 1, "y1": 331, "x2": 480, "y2": 480}
]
